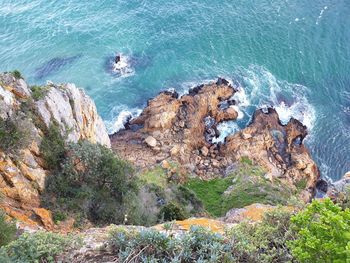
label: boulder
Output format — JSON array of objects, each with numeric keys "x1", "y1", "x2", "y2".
[{"x1": 145, "y1": 136, "x2": 157, "y2": 148}]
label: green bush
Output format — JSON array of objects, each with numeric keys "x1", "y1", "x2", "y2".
[
  {"x1": 229, "y1": 208, "x2": 294, "y2": 263},
  {"x1": 288, "y1": 198, "x2": 350, "y2": 263},
  {"x1": 30, "y1": 85, "x2": 49, "y2": 101},
  {"x1": 40, "y1": 122, "x2": 65, "y2": 170},
  {"x1": 43, "y1": 140, "x2": 138, "y2": 225},
  {"x1": 159, "y1": 202, "x2": 187, "y2": 221},
  {"x1": 11, "y1": 70, "x2": 22, "y2": 79},
  {"x1": 1, "y1": 231, "x2": 69, "y2": 263},
  {"x1": 0, "y1": 114, "x2": 33, "y2": 155},
  {"x1": 109, "y1": 226, "x2": 232, "y2": 262},
  {"x1": 0, "y1": 211, "x2": 16, "y2": 247}
]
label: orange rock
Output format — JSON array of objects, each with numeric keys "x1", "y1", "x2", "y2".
[{"x1": 33, "y1": 208, "x2": 55, "y2": 230}]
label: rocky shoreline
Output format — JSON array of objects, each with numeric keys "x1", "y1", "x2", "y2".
[
  {"x1": 1, "y1": 72, "x2": 348, "y2": 232},
  {"x1": 111, "y1": 78, "x2": 319, "y2": 202}
]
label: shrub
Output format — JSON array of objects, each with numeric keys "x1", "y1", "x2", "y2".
[
  {"x1": 0, "y1": 211, "x2": 16, "y2": 247},
  {"x1": 159, "y1": 202, "x2": 187, "y2": 221},
  {"x1": 30, "y1": 85, "x2": 49, "y2": 101},
  {"x1": 40, "y1": 122, "x2": 65, "y2": 170},
  {"x1": 11, "y1": 70, "x2": 22, "y2": 79},
  {"x1": 288, "y1": 198, "x2": 350, "y2": 263},
  {"x1": 0, "y1": 114, "x2": 33, "y2": 155},
  {"x1": 43, "y1": 140, "x2": 138, "y2": 225},
  {"x1": 109, "y1": 226, "x2": 232, "y2": 262},
  {"x1": 229, "y1": 208, "x2": 294, "y2": 263},
  {"x1": 2, "y1": 231, "x2": 70, "y2": 262}
]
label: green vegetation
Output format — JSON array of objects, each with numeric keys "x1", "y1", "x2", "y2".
[
  {"x1": 40, "y1": 122, "x2": 66, "y2": 170},
  {"x1": 43, "y1": 140, "x2": 138, "y2": 225},
  {"x1": 30, "y1": 85, "x2": 49, "y2": 101},
  {"x1": 109, "y1": 208, "x2": 295, "y2": 263},
  {"x1": 141, "y1": 166, "x2": 168, "y2": 188},
  {"x1": 185, "y1": 177, "x2": 232, "y2": 216},
  {"x1": 0, "y1": 211, "x2": 16, "y2": 247},
  {"x1": 185, "y1": 159, "x2": 293, "y2": 216},
  {"x1": 288, "y1": 198, "x2": 350, "y2": 263},
  {"x1": 0, "y1": 114, "x2": 33, "y2": 155},
  {"x1": 159, "y1": 202, "x2": 187, "y2": 221},
  {"x1": 109, "y1": 226, "x2": 232, "y2": 262},
  {"x1": 295, "y1": 178, "x2": 308, "y2": 191},
  {"x1": 0, "y1": 231, "x2": 71, "y2": 263},
  {"x1": 230, "y1": 208, "x2": 294, "y2": 262},
  {"x1": 11, "y1": 70, "x2": 22, "y2": 79}
]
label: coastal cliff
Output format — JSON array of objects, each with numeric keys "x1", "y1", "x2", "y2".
[
  {"x1": 0, "y1": 72, "x2": 110, "y2": 228},
  {"x1": 0, "y1": 73, "x2": 318, "y2": 228}
]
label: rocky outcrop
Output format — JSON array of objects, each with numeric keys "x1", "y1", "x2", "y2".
[
  {"x1": 111, "y1": 79, "x2": 319, "y2": 202},
  {"x1": 326, "y1": 171, "x2": 350, "y2": 199},
  {"x1": 0, "y1": 73, "x2": 110, "y2": 227}
]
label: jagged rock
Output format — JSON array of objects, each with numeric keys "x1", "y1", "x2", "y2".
[
  {"x1": 221, "y1": 108, "x2": 319, "y2": 201},
  {"x1": 33, "y1": 208, "x2": 54, "y2": 230},
  {"x1": 326, "y1": 171, "x2": 350, "y2": 199},
  {"x1": 0, "y1": 73, "x2": 111, "y2": 228},
  {"x1": 221, "y1": 203, "x2": 293, "y2": 223},
  {"x1": 111, "y1": 79, "x2": 319, "y2": 201}
]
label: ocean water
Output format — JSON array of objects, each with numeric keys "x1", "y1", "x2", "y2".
[{"x1": 0, "y1": 0, "x2": 349, "y2": 181}]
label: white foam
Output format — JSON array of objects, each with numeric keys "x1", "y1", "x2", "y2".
[
  {"x1": 212, "y1": 121, "x2": 240, "y2": 144},
  {"x1": 105, "y1": 105, "x2": 142, "y2": 134},
  {"x1": 112, "y1": 55, "x2": 135, "y2": 78},
  {"x1": 316, "y1": 6, "x2": 328, "y2": 25},
  {"x1": 235, "y1": 65, "x2": 316, "y2": 131}
]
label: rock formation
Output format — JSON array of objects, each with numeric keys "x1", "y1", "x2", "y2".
[
  {"x1": 111, "y1": 79, "x2": 319, "y2": 202},
  {"x1": 0, "y1": 73, "x2": 110, "y2": 228}
]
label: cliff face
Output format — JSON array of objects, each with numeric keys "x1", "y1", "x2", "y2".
[
  {"x1": 0, "y1": 73, "x2": 110, "y2": 228},
  {"x1": 111, "y1": 79, "x2": 319, "y2": 202}
]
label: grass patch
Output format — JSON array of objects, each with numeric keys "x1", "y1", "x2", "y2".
[
  {"x1": 185, "y1": 160, "x2": 293, "y2": 217},
  {"x1": 185, "y1": 177, "x2": 232, "y2": 217},
  {"x1": 140, "y1": 166, "x2": 168, "y2": 188},
  {"x1": 295, "y1": 178, "x2": 308, "y2": 191}
]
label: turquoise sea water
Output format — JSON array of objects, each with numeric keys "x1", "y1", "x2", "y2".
[{"x1": 0, "y1": 0, "x2": 349, "y2": 180}]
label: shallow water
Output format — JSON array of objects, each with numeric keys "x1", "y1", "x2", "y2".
[{"x1": 0, "y1": 0, "x2": 349, "y2": 180}]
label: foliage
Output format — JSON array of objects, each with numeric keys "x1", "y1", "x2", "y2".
[
  {"x1": 229, "y1": 208, "x2": 295, "y2": 263},
  {"x1": 30, "y1": 85, "x2": 49, "y2": 101},
  {"x1": 159, "y1": 202, "x2": 187, "y2": 221},
  {"x1": 1, "y1": 231, "x2": 70, "y2": 263},
  {"x1": 109, "y1": 226, "x2": 232, "y2": 262},
  {"x1": 0, "y1": 114, "x2": 33, "y2": 155},
  {"x1": 140, "y1": 166, "x2": 168, "y2": 188},
  {"x1": 40, "y1": 122, "x2": 66, "y2": 170},
  {"x1": 11, "y1": 70, "x2": 22, "y2": 79},
  {"x1": 288, "y1": 198, "x2": 350, "y2": 263},
  {"x1": 185, "y1": 160, "x2": 292, "y2": 216},
  {"x1": 0, "y1": 211, "x2": 16, "y2": 247},
  {"x1": 185, "y1": 177, "x2": 232, "y2": 217},
  {"x1": 43, "y1": 140, "x2": 138, "y2": 225}
]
